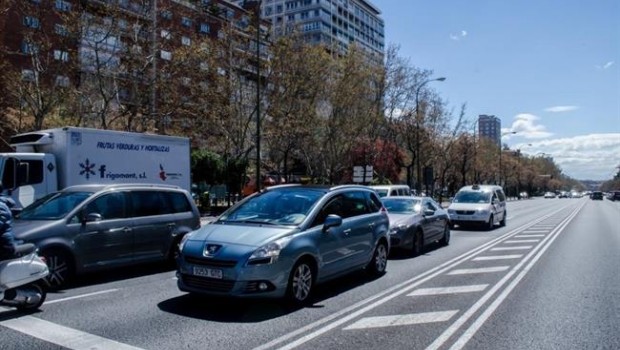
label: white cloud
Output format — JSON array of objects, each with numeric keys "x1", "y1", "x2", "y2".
[
  {"x1": 507, "y1": 113, "x2": 553, "y2": 139},
  {"x1": 515, "y1": 133, "x2": 620, "y2": 180},
  {"x1": 544, "y1": 105, "x2": 579, "y2": 113},
  {"x1": 450, "y1": 30, "x2": 468, "y2": 41},
  {"x1": 595, "y1": 61, "x2": 614, "y2": 70}
]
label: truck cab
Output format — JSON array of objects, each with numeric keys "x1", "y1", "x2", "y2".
[{"x1": 0, "y1": 153, "x2": 58, "y2": 209}]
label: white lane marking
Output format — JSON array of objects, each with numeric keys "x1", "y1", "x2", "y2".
[
  {"x1": 448, "y1": 266, "x2": 510, "y2": 275},
  {"x1": 514, "y1": 234, "x2": 545, "y2": 238},
  {"x1": 0, "y1": 316, "x2": 144, "y2": 350},
  {"x1": 448, "y1": 201, "x2": 585, "y2": 350},
  {"x1": 472, "y1": 255, "x2": 523, "y2": 261},
  {"x1": 408, "y1": 285, "x2": 488, "y2": 296},
  {"x1": 490, "y1": 246, "x2": 532, "y2": 251},
  {"x1": 45, "y1": 289, "x2": 119, "y2": 305},
  {"x1": 343, "y1": 311, "x2": 459, "y2": 330},
  {"x1": 521, "y1": 230, "x2": 550, "y2": 233},
  {"x1": 503, "y1": 240, "x2": 540, "y2": 244},
  {"x1": 426, "y1": 200, "x2": 586, "y2": 350}
]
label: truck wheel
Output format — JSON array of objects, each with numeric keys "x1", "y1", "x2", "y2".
[{"x1": 42, "y1": 249, "x2": 74, "y2": 290}]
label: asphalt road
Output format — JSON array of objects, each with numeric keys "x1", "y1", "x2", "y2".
[{"x1": 1, "y1": 197, "x2": 618, "y2": 350}]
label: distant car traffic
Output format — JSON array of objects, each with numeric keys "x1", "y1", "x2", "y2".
[
  {"x1": 590, "y1": 191, "x2": 604, "y2": 200},
  {"x1": 381, "y1": 196, "x2": 450, "y2": 255},
  {"x1": 607, "y1": 191, "x2": 620, "y2": 201},
  {"x1": 176, "y1": 184, "x2": 390, "y2": 305},
  {"x1": 544, "y1": 192, "x2": 556, "y2": 198}
]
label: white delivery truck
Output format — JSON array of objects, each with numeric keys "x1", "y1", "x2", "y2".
[{"x1": 0, "y1": 127, "x2": 191, "y2": 209}]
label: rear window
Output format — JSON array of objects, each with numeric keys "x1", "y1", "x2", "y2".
[{"x1": 169, "y1": 191, "x2": 192, "y2": 213}]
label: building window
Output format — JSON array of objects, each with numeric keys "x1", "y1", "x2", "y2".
[
  {"x1": 21, "y1": 69, "x2": 36, "y2": 81},
  {"x1": 181, "y1": 36, "x2": 191, "y2": 46},
  {"x1": 181, "y1": 17, "x2": 192, "y2": 27},
  {"x1": 23, "y1": 16, "x2": 40, "y2": 29},
  {"x1": 53, "y1": 49, "x2": 69, "y2": 62},
  {"x1": 21, "y1": 41, "x2": 39, "y2": 55},
  {"x1": 199, "y1": 23, "x2": 210, "y2": 34},
  {"x1": 161, "y1": 29, "x2": 171, "y2": 40},
  {"x1": 161, "y1": 10, "x2": 172, "y2": 20},
  {"x1": 55, "y1": 75, "x2": 70, "y2": 87},
  {"x1": 55, "y1": 0, "x2": 71, "y2": 12},
  {"x1": 54, "y1": 23, "x2": 68, "y2": 36},
  {"x1": 160, "y1": 50, "x2": 172, "y2": 60}
]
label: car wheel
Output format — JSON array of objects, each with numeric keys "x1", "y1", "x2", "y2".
[
  {"x1": 440, "y1": 224, "x2": 450, "y2": 246},
  {"x1": 42, "y1": 249, "x2": 74, "y2": 290},
  {"x1": 367, "y1": 241, "x2": 388, "y2": 276},
  {"x1": 499, "y1": 211, "x2": 507, "y2": 227},
  {"x1": 412, "y1": 230, "x2": 424, "y2": 256},
  {"x1": 286, "y1": 259, "x2": 314, "y2": 305},
  {"x1": 485, "y1": 215, "x2": 494, "y2": 231}
]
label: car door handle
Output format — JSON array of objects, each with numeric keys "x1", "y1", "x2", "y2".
[{"x1": 343, "y1": 229, "x2": 352, "y2": 235}]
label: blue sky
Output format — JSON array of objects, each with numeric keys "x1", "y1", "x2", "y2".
[{"x1": 375, "y1": 0, "x2": 620, "y2": 181}]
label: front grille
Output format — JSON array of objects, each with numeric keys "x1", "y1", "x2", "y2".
[
  {"x1": 181, "y1": 274, "x2": 235, "y2": 292},
  {"x1": 184, "y1": 256, "x2": 238, "y2": 268},
  {"x1": 456, "y1": 210, "x2": 475, "y2": 215}
]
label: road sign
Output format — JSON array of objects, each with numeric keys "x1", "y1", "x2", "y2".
[{"x1": 353, "y1": 165, "x2": 373, "y2": 183}]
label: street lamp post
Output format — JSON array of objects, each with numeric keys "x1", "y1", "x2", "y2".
[
  {"x1": 415, "y1": 77, "x2": 445, "y2": 195},
  {"x1": 254, "y1": 0, "x2": 263, "y2": 192},
  {"x1": 498, "y1": 131, "x2": 517, "y2": 186}
]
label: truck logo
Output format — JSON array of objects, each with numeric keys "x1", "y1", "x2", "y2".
[{"x1": 79, "y1": 159, "x2": 96, "y2": 179}]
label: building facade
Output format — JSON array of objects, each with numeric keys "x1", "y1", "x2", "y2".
[
  {"x1": 229, "y1": 0, "x2": 384, "y2": 59},
  {"x1": 478, "y1": 114, "x2": 501, "y2": 147}
]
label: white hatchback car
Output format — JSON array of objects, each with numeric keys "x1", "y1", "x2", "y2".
[{"x1": 447, "y1": 185, "x2": 507, "y2": 230}]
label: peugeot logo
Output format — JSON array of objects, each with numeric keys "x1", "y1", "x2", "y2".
[{"x1": 203, "y1": 244, "x2": 221, "y2": 257}]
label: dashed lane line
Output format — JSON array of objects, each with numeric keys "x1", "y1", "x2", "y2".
[
  {"x1": 490, "y1": 246, "x2": 532, "y2": 251},
  {"x1": 447, "y1": 266, "x2": 510, "y2": 275},
  {"x1": 408, "y1": 285, "x2": 488, "y2": 297},
  {"x1": 503, "y1": 239, "x2": 540, "y2": 244},
  {"x1": 514, "y1": 234, "x2": 545, "y2": 238},
  {"x1": 472, "y1": 255, "x2": 523, "y2": 261},
  {"x1": 343, "y1": 311, "x2": 459, "y2": 330}
]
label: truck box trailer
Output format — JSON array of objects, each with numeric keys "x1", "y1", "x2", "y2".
[{"x1": 0, "y1": 127, "x2": 191, "y2": 209}]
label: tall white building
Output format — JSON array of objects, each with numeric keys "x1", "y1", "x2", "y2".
[{"x1": 230, "y1": 0, "x2": 384, "y2": 58}]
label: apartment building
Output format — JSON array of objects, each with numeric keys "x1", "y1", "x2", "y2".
[
  {"x1": 229, "y1": 0, "x2": 384, "y2": 59},
  {"x1": 478, "y1": 114, "x2": 502, "y2": 147},
  {"x1": 0, "y1": 0, "x2": 267, "y2": 131}
]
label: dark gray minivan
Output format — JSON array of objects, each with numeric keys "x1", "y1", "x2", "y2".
[{"x1": 13, "y1": 184, "x2": 200, "y2": 288}]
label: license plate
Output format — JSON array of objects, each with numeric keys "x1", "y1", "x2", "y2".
[{"x1": 192, "y1": 266, "x2": 223, "y2": 279}]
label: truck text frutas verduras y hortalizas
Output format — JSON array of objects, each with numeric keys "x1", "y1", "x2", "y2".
[{"x1": 0, "y1": 127, "x2": 191, "y2": 209}]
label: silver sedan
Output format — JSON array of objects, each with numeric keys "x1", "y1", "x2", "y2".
[{"x1": 381, "y1": 196, "x2": 451, "y2": 255}]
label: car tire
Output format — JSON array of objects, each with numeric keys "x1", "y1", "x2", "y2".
[
  {"x1": 286, "y1": 259, "x2": 314, "y2": 306},
  {"x1": 42, "y1": 248, "x2": 75, "y2": 290},
  {"x1": 499, "y1": 211, "x2": 507, "y2": 227},
  {"x1": 367, "y1": 241, "x2": 388, "y2": 276},
  {"x1": 440, "y1": 224, "x2": 450, "y2": 246},
  {"x1": 485, "y1": 215, "x2": 494, "y2": 231},
  {"x1": 412, "y1": 230, "x2": 424, "y2": 256}
]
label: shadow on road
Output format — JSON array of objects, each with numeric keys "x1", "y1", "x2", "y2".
[{"x1": 158, "y1": 270, "x2": 383, "y2": 322}]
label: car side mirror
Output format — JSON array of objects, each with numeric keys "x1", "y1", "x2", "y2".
[
  {"x1": 423, "y1": 208, "x2": 435, "y2": 216},
  {"x1": 84, "y1": 212, "x2": 103, "y2": 223},
  {"x1": 322, "y1": 214, "x2": 342, "y2": 233}
]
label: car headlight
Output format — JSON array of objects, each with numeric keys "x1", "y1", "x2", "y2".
[
  {"x1": 248, "y1": 236, "x2": 293, "y2": 264},
  {"x1": 476, "y1": 208, "x2": 489, "y2": 215},
  {"x1": 389, "y1": 224, "x2": 408, "y2": 234},
  {"x1": 178, "y1": 231, "x2": 195, "y2": 253}
]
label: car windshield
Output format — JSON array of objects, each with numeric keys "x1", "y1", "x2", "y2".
[
  {"x1": 381, "y1": 198, "x2": 421, "y2": 214},
  {"x1": 453, "y1": 190, "x2": 491, "y2": 204},
  {"x1": 17, "y1": 191, "x2": 93, "y2": 220},
  {"x1": 218, "y1": 188, "x2": 324, "y2": 226}
]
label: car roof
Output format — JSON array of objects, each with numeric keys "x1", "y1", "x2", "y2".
[
  {"x1": 61, "y1": 183, "x2": 183, "y2": 193},
  {"x1": 459, "y1": 185, "x2": 502, "y2": 192}
]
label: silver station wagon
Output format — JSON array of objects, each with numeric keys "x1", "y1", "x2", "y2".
[{"x1": 176, "y1": 184, "x2": 390, "y2": 305}]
